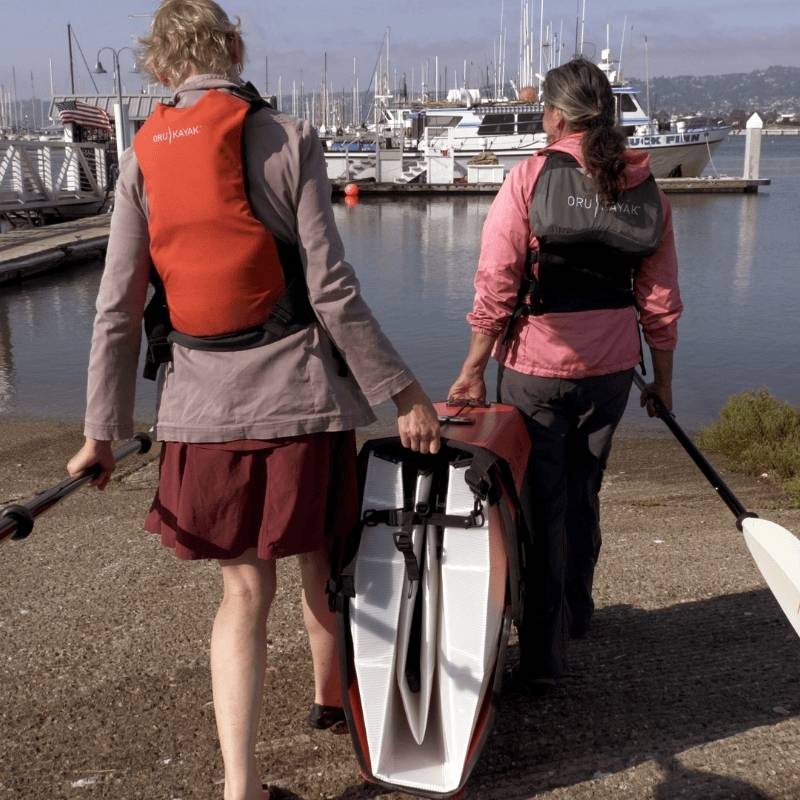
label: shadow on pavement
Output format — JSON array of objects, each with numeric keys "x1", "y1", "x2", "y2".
[
  {"x1": 653, "y1": 755, "x2": 772, "y2": 799},
  {"x1": 467, "y1": 588, "x2": 799, "y2": 798}
]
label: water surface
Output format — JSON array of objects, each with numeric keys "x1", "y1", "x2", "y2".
[{"x1": 0, "y1": 136, "x2": 797, "y2": 431}]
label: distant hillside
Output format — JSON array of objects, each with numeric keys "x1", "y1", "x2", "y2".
[{"x1": 627, "y1": 66, "x2": 800, "y2": 117}]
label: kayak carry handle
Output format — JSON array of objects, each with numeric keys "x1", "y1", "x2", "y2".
[
  {"x1": 632, "y1": 371, "x2": 751, "y2": 522},
  {"x1": 0, "y1": 432, "x2": 153, "y2": 545}
]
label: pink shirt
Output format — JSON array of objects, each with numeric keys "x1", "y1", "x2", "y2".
[{"x1": 468, "y1": 133, "x2": 683, "y2": 378}]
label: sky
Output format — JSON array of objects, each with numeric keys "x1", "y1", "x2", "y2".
[{"x1": 1, "y1": 0, "x2": 799, "y2": 99}]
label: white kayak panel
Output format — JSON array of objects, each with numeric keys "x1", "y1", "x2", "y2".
[
  {"x1": 395, "y1": 472, "x2": 439, "y2": 744},
  {"x1": 350, "y1": 452, "x2": 510, "y2": 795},
  {"x1": 437, "y1": 463, "x2": 508, "y2": 790},
  {"x1": 351, "y1": 454, "x2": 412, "y2": 768},
  {"x1": 742, "y1": 517, "x2": 800, "y2": 638}
]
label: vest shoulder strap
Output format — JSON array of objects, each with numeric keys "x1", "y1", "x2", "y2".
[
  {"x1": 228, "y1": 81, "x2": 272, "y2": 110},
  {"x1": 164, "y1": 81, "x2": 272, "y2": 110}
]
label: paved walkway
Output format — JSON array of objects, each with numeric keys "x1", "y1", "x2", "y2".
[{"x1": 0, "y1": 420, "x2": 798, "y2": 799}]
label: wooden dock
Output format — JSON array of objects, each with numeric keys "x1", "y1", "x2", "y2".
[
  {"x1": 0, "y1": 172, "x2": 772, "y2": 287},
  {"x1": 657, "y1": 177, "x2": 771, "y2": 193},
  {"x1": 0, "y1": 215, "x2": 110, "y2": 285},
  {"x1": 332, "y1": 176, "x2": 771, "y2": 197}
]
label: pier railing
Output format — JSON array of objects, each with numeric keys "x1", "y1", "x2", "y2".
[{"x1": 0, "y1": 140, "x2": 111, "y2": 220}]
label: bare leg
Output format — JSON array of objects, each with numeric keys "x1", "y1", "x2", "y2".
[
  {"x1": 211, "y1": 548, "x2": 277, "y2": 800},
  {"x1": 298, "y1": 548, "x2": 341, "y2": 706}
]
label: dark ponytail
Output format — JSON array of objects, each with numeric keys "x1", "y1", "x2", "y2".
[{"x1": 542, "y1": 58, "x2": 628, "y2": 205}]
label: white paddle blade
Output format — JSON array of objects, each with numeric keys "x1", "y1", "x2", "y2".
[{"x1": 741, "y1": 517, "x2": 800, "y2": 638}]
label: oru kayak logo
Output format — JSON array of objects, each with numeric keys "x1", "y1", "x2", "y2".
[
  {"x1": 151, "y1": 125, "x2": 202, "y2": 144},
  {"x1": 567, "y1": 194, "x2": 642, "y2": 216}
]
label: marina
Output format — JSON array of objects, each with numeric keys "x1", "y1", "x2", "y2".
[
  {"x1": 1, "y1": 3, "x2": 799, "y2": 799},
  {"x1": 323, "y1": 48, "x2": 732, "y2": 184},
  {"x1": 0, "y1": 136, "x2": 797, "y2": 430},
  {"x1": 0, "y1": 119, "x2": 771, "y2": 288}
]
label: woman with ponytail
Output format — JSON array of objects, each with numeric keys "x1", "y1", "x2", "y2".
[{"x1": 449, "y1": 58, "x2": 682, "y2": 693}]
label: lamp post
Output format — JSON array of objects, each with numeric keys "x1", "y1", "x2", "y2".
[{"x1": 94, "y1": 46, "x2": 137, "y2": 158}]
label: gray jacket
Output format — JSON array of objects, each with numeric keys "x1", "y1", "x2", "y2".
[{"x1": 84, "y1": 75, "x2": 413, "y2": 442}]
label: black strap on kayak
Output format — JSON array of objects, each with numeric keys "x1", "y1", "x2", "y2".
[
  {"x1": 404, "y1": 531, "x2": 426, "y2": 694},
  {"x1": 464, "y1": 448, "x2": 504, "y2": 503},
  {"x1": 458, "y1": 443, "x2": 529, "y2": 626},
  {"x1": 361, "y1": 499, "x2": 486, "y2": 591},
  {"x1": 361, "y1": 506, "x2": 485, "y2": 531}
]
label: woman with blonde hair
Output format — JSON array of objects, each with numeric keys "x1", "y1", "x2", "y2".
[{"x1": 68, "y1": 2, "x2": 440, "y2": 798}]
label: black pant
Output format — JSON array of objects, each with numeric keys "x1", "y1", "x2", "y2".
[{"x1": 499, "y1": 367, "x2": 633, "y2": 679}]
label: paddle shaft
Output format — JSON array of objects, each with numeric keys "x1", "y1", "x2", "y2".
[
  {"x1": 0, "y1": 433, "x2": 152, "y2": 544},
  {"x1": 633, "y1": 372, "x2": 752, "y2": 523}
]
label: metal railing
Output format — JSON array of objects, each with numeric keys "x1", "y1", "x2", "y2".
[{"x1": 0, "y1": 140, "x2": 111, "y2": 214}]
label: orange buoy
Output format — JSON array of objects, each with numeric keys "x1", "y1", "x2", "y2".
[{"x1": 344, "y1": 182, "x2": 360, "y2": 197}]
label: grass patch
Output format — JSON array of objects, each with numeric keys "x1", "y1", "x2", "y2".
[{"x1": 698, "y1": 390, "x2": 800, "y2": 506}]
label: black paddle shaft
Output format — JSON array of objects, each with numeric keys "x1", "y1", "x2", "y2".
[
  {"x1": 633, "y1": 373, "x2": 755, "y2": 527},
  {"x1": 0, "y1": 433, "x2": 153, "y2": 544}
]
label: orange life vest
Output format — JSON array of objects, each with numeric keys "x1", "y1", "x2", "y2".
[{"x1": 134, "y1": 88, "x2": 287, "y2": 338}]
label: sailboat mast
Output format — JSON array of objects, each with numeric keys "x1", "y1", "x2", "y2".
[
  {"x1": 67, "y1": 23, "x2": 75, "y2": 94},
  {"x1": 644, "y1": 35, "x2": 651, "y2": 118},
  {"x1": 11, "y1": 66, "x2": 19, "y2": 132},
  {"x1": 538, "y1": 0, "x2": 545, "y2": 88},
  {"x1": 580, "y1": 0, "x2": 586, "y2": 55},
  {"x1": 30, "y1": 70, "x2": 38, "y2": 130},
  {"x1": 499, "y1": 0, "x2": 505, "y2": 95},
  {"x1": 352, "y1": 57, "x2": 357, "y2": 125}
]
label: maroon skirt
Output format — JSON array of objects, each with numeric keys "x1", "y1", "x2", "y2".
[{"x1": 144, "y1": 431, "x2": 358, "y2": 561}]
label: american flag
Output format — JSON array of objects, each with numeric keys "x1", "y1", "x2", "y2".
[{"x1": 55, "y1": 99, "x2": 112, "y2": 131}]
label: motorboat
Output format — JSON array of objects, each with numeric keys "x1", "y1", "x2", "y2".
[{"x1": 324, "y1": 49, "x2": 729, "y2": 182}]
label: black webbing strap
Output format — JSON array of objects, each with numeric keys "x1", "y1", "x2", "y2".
[
  {"x1": 502, "y1": 250, "x2": 538, "y2": 346},
  {"x1": 359, "y1": 497, "x2": 486, "y2": 589},
  {"x1": 464, "y1": 448, "x2": 503, "y2": 503},
  {"x1": 142, "y1": 268, "x2": 172, "y2": 380},
  {"x1": 392, "y1": 512, "x2": 420, "y2": 584},
  {"x1": 362, "y1": 505, "x2": 486, "y2": 533}
]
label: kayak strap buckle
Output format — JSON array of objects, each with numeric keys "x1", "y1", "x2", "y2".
[
  {"x1": 363, "y1": 508, "x2": 419, "y2": 528},
  {"x1": 393, "y1": 530, "x2": 421, "y2": 583},
  {"x1": 471, "y1": 498, "x2": 485, "y2": 528}
]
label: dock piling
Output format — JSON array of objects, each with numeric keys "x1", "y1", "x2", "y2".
[{"x1": 744, "y1": 113, "x2": 763, "y2": 180}]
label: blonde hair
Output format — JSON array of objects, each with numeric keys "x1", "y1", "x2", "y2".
[{"x1": 139, "y1": 0, "x2": 245, "y2": 87}]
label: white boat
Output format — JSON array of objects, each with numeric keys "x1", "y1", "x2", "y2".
[{"x1": 324, "y1": 49, "x2": 729, "y2": 182}]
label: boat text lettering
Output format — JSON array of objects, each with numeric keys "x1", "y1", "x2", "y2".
[{"x1": 628, "y1": 133, "x2": 703, "y2": 147}]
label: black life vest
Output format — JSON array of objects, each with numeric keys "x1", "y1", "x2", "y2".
[
  {"x1": 505, "y1": 150, "x2": 663, "y2": 336},
  {"x1": 137, "y1": 82, "x2": 316, "y2": 381}
]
